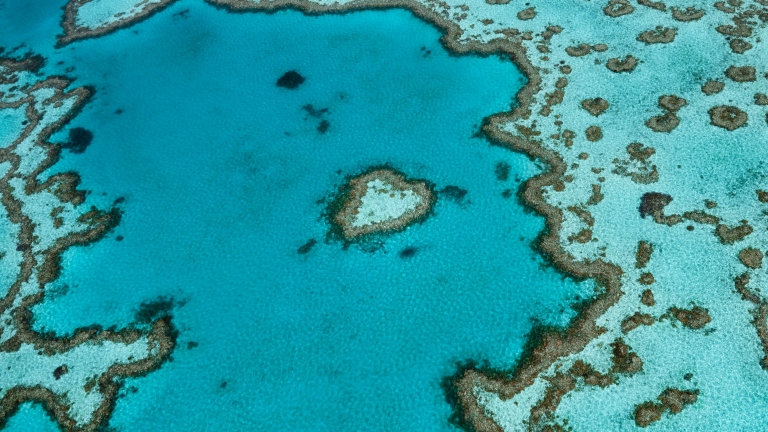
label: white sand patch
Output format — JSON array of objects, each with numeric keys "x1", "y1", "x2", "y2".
[{"x1": 351, "y1": 178, "x2": 424, "y2": 228}]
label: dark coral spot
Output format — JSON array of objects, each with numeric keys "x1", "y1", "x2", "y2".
[
  {"x1": 317, "y1": 120, "x2": 330, "y2": 134},
  {"x1": 134, "y1": 296, "x2": 177, "y2": 324},
  {"x1": 297, "y1": 239, "x2": 317, "y2": 255},
  {"x1": 53, "y1": 365, "x2": 68, "y2": 380},
  {"x1": 276, "y1": 70, "x2": 305, "y2": 89},
  {"x1": 399, "y1": 246, "x2": 418, "y2": 259},
  {"x1": 494, "y1": 162, "x2": 511, "y2": 181},
  {"x1": 302, "y1": 104, "x2": 329, "y2": 118},
  {"x1": 62, "y1": 127, "x2": 93, "y2": 154},
  {"x1": 639, "y1": 192, "x2": 673, "y2": 219},
  {"x1": 440, "y1": 185, "x2": 468, "y2": 202}
]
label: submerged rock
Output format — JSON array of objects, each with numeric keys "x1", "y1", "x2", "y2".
[
  {"x1": 276, "y1": 70, "x2": 305, "y2": 89},
  {"x1": 61, "y1": 127, "x2": 93, "y2": 153}
]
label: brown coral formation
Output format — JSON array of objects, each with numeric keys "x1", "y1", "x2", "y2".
[
  {"x1": 634, "y1": 388, "x2": 699, "y2": 427},
  {"x1": 610, "y1": 339, "x2": 643, "y2": 374},
  {"x1": 606, "y1": 55, "x2": 638, "y2": 73},
  {"x1": 627, "y1": 143, "x2": 655, "y2": 161},
  {"x1": 565, "y1": 43, "x2": 591, "y2": 57},
  {"x1": 730, "y1": 39, "x2": 753, "y2": 53},
  {"x1": 613, "y1": 144, "x2": 659, "y2": 184},
  {"x1": 715, "y1": 221, "x2": 753, "y2": 244},
  {"x1": 517, "y1": 7, "x2": 536, "y2": 20},
  {"x1": 725, "y1": 65, "x2": 756, "y2": 82},
  {"x1": 641, "y1": 289, "x2": 655, "y2": 306},
  {"x1": 646, "y1": 112, "x2": 679, "y2": 132},
  {"x1": 646, "y1": 95, "x2": 686, "y2": 132},
  {"x1": 569, "y1": 360, "x2": 613, "y2": 387},
  {"x1": 331, "y1": 168, "x2": 435, "y2": 240},
  {"x1": 581, "y1": 98, "x2": 609, "y2": 116},
  {"x1": 668, "y1": 306, "x2": 711, "y2": 329},
  {"x1": 637, "y1": 27, "x2": 677, "y2": 44},
  {"x1": 682, "y1": 210, "x2": 719, "y2": 225},
  {"x1": 738, "y1": 247, "x2": 763, "y2": 269},
  {"x1": 639, "y1": 192, "x2": 672, "y2": 219},
  {"x1": 638, "y1": 0, "x2": 666, "y2": 11},
  {"x1": 671, "y1": 7, "x2": 705, "y2": 21},
  {"x1": 734, "y1": 274, "x2": 768, "y2": 369},
  {"x1": 621, "y1": 312, "x2": 654, "y2": 333},
  {"x1": 709, "y1": 105, "x2": 748, "y2": 130},
  {"x1": 702, "y1": 80, "x2": 725, "y2": 95},
  {"x1": 604, "y1": 0, "x2": 634, "y2": 17},
  {"x1": 658, "y1": 95, "x2": 687, "y2": 112},
  {"x1": 639, "y1": 272, "x2": 655, "y2": 285},
  {"x1": 636, "y1": 241, "x2": 653, "y2": 268},
  {"x1": 585, "y1": 126, "x2": 602, "y2": 141}
]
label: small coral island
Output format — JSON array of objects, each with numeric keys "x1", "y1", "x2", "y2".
[{"x1": 330, "y1": 168, "x2": 435, "y2": 240}]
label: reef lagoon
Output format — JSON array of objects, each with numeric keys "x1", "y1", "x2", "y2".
[
  {"x1": 8, "y1": 0, "x2": 768, "y2": 429},
  {"x1": 0, "y1": 0, "x2": 595, "y2": 430}
]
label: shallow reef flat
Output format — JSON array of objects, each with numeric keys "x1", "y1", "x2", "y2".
[
  {"x1": 58, "y1": 0, "x2": 179, "y2": 46},
  {"x1": 49, "y1": 0, "x2": 768, "y2": 429},
  {"x1": 0, "y1": 55, "x2": 174, "y2": 431}
]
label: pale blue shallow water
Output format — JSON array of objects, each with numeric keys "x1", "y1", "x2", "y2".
[{"x1": 1, "y1": 0, "x2": 593, "y2": 430}]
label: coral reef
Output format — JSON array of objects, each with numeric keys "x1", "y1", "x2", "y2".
[{"x1": 0, "y1": 55, "x2": 175, "y2": 431}]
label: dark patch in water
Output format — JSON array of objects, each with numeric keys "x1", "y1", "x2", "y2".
[
  {"x1": 440, "y1": 185, "x2": 468, "y2": 202},
  {"x1": 114, "y1": 108, "x2": 123, "y2": 115},
  {"x1": 134, "y1": 295, "x2": 185, "y2": 324},
  {"x1": 277, "y1": 70, "x2": 305, "y2": 89},
  {"x1": 220, "y1": 381, "x2": 228, "y2": 389},
  {"x1": 173, "y1": 8, "x2": 190, "y2": 18},
  {"x1": 15, "y1": 244, "x2": 28, "y2": 252},
  {"x1": 639, "y1": 192, "x2": 673, "y2": 218},
  {"x1": 302, "y1": 104, "x2": 329, "y2": 118},
  {"x1": 187, "y1": 341, "x2": 199, "y2": 349},
  {"x1": 53, "y1": 365, "x2": 68, "y2": 380},
  {"x1": 471, "y1": 125, "x2": 485, "y2": 139},
  {"x1": 317, "y1": 120, "x2": 330, "y2": 134},
  {"x1": 298, "y1": 238, "x2": 317, "y2": 254},
  {"x1": 495, "y1": 161, "x2": 511, "y2": 181},
  {"x1": 61, "y1": 127, "x2": 93, "y2": 154},
  {"x1": 399, "y1": 246, "x2": 418, "y2": 259},
  {"x1": 115, "y1": 235, "x2": 124, "y2": 242},
  {"x1": 501, "y1": 189, "x2": 513, "y2": 199},
  {"x1": 113, "y1": 196, "x2": 125, "y2": 205}
]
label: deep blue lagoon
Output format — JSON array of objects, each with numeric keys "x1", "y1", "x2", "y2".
[{"x1": 3, "y1": 0, "x2": 593, "y2": 430}]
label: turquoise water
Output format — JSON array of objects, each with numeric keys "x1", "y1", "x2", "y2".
[{"x1": 2, "y1": 0, "x2": 593, "y2": 430}]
